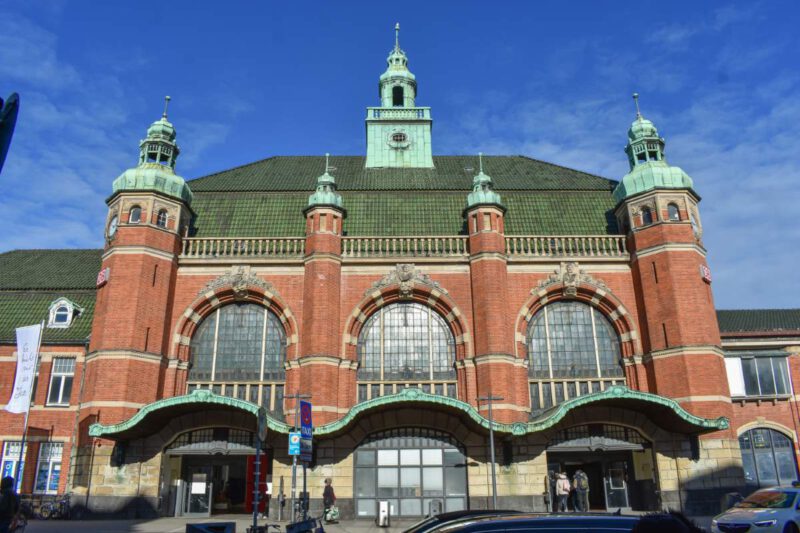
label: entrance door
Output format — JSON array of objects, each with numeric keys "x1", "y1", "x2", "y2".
[
  {"x1": 604, "y1": 461, "x2": 630, "y2": 510},
  {"x1": 184, "y1": 465, "x2": 213, "y2": 517}
]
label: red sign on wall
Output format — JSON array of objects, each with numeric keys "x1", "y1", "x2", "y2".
[
  {"x1": 96, "y1": 267, "x2": 110, "y2": 287},
  {"x1": 699, "y1": 264, "x2": 712, "y2": 284}
]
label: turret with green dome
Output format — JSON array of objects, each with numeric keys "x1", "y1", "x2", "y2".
[
  {"x1": 613, "y1": 94, "x2": 693, "y2": 203},
  {"x1": 466, "y1": 153, "x2": 504, "y2": 211},
  {"x1": 111, "y1": 97, "x2": 193, "y2": 204},
  {"x1": 307, "y1": 153, "x2": 344, "y2": 210}
]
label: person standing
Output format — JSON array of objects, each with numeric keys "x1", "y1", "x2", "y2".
[
  {"x1": 322, "y1": 478, "x2": 337, "y2": 523},
  {"x1": 547, "y1": 471, "x2": 557, "y2": 512},
  {"x1": 0, "y1": 477, "x2": 20, "y2": 533},
  {"x1": 573, "y1": 469, "x2": 590, "y2": 512},
  {"x1": 555, "y1": 472, "x2": 570, "y2": 513}
]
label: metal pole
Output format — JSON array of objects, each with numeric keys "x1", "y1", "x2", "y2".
[
  {"x1": 286, "y1": 392, "x2": 311, "y2": 523},
  {"x1": 302, "y1": 462, "x2": 307, "y2": 521},
  {"x1": 14, "y1": 321, "x2": 44, "y2": 493},
  {"x1": 253, "y1": 436, "x2": 261, "y2": 531},
  {"x1": 477, "y1": 395, "x2": 503, "y2": 510}
]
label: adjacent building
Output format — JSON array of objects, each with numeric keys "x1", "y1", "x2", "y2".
[{"x1": 1, "y1": 27, "x2": 799, "y2": 519}]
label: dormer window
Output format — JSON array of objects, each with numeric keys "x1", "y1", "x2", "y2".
[
  {"x1": 129, "y1": 206, "x2": 142, "y2": 224},
  {"x1": 47, "y1": 298, "x2": 83, "y2": 328},
  {"x1": 156, "y1": 209, "x2": 168, "y2": 228}
]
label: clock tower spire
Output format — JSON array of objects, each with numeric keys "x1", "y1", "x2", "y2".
[{"x1": 365, "y1": 23, "x2": 434, "y2": 168}]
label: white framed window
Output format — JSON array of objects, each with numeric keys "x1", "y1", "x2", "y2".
[
  {"x1": 47, "y1": 298, "x2": 82, "y2": 328},
  {"x1": 1, "y1": 442, "x2": 27, "y2": 492},
  {"x1": 47, "y1": 358, "x2": 75, "y2": 406},
  {"x1": 156, "y1": 209, "x2": 168, "y2": 228},
  {"x1": 667, "y1": 203, "x2": 681, "y2": 221},
  {"x1": 725, "y1": 354, "x2": 791, "y2": 398},
  {"x1": 34, "y1": 442, "x2": 63, "y2": 495},
  {"x1": 129, "y1": 205, "x2": 142, "y2": 224}
]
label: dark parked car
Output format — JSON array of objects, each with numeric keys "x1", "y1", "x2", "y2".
[
  {"x1": 427, "y1": 513, "x2": 640, "y2": 532},
  {"x1": 404, "y1": 510, "x2": 523, "y2": 533}
]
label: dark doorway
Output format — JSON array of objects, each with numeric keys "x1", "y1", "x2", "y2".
[{"x1": 392, "y1": 86, "x2": 404, "y2": 106}]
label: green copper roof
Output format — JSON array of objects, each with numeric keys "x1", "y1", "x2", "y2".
[
  {"x1": 613, "y1": 161, "x2": 694, "y2": 202},
  {"x1": 89, "y1": 385, "x2": 727, "y2": 441},
  {"x1": 466, "y1": 155, "x2": 503, "y2": 209},
  {"x1": 112, "y1": 164, "x2": 194, "y2": 203},
  {"x1": 717, "y1": 309, "x2": 800, "y2": 334}
]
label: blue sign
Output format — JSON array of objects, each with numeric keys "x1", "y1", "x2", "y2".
[
  {"x1": 300, "y1": 400, "x2": 313, "y2": 439},
  {"x1": 288, "y1": 432, "x2": 301, "y2": 456},
  {"x1": 300, "y1": 437, "x2": 313, "y2": 463}
]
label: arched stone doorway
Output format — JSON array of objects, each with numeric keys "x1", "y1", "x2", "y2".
[
  {"x1": 545, "y1": 424, "x2": 657, "y2": 512},
  {"x1": 353, "y1": 428, "x2": 468, "y2": 519}
]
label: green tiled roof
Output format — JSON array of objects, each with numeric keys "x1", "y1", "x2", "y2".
[
  {"x1": 717, "y1": 309, "x2": 800, "y2": 334},
  {"x1": 188, "y1": 156, "x2": 619, "y2": 237},
  {"x1": 0, "y1": 291, "x2": 95, "y2": 344},
  {"x1": 189, "y1": 156, "x2": 617, "y2": 192},
  {"x1": 0, "y1": 249, "x2": 103, "y2": 290}
]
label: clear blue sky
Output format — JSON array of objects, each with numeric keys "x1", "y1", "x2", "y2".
[{"x1": 1, "y1": 1, "x2": 798, "y2": 309}]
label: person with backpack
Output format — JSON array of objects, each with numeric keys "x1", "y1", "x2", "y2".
[
  {"x1": 573, "y1": 469, "x2": 590, "y2": 512},
  {"x1": 322, "y1": 478, "x2": 338, "y2": 523},
  {"x1": 555, "y1": 472, "x2": 570, "y2": 512},
  {"x1": 0, "y1": 476, "x2": 20, "y2": 533}
]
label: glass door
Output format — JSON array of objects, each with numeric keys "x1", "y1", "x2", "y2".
[
  {"x1": 184, "y1": 466, "x2": 213, "y2": 517},
  {"x1": 604, "y1": 461, "x2": 629, "y2": 510}
]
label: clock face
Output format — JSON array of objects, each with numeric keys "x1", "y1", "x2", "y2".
[{"x1": 108, "y1": 215, "x2": 118, "y2": 237}]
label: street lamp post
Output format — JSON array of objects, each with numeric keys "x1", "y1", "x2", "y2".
[
  {"x1": 285, "y1": 392, "x2": 311, "y2": 522},
  {"x1": 477, "y1": 395, "x2": 503, "y2": 510}
]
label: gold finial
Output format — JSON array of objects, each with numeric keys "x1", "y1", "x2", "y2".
[
  {"x1": 163, "y1": 95, "x2": 171, "y2": 119},
  {"x1": 478, "y1": 152, "x2": 484, "y2": 174},
  {"x1": 632, "y1": 93, "x2": 641, "y2": 118},
  {"x1": 395, "y1": 22, "x2": 400, "y2": 49}
]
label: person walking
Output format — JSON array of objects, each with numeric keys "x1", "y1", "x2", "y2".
[
  {"x1": 322, "y1": 478, "x2": 337, "y2": 523},
  {"x1": 573, "y1": 469, "x2": 590, "y2": 512},
  {"x1": 547, "y1": 471, "x2": 557, "y2": 513},
  {"x1": 0, "y1": 477, "x2": 20, "y2": 533},
  {"x1": 555, "y1": 472, "x2": 570, "y2": 513}
]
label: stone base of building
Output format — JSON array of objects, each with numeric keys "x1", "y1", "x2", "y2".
[
  {"x1": 661, "y1": 486, "x2": 745, "y2": 517},
  {"x1": 71, "y1": 493, "x2": 160, "y2": 519}
]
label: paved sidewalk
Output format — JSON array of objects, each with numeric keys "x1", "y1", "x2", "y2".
[{"x1": 22, "y1": 514, "x2": 715, "y2": 532}]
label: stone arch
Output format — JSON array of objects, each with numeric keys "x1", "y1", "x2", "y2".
[
  {"x1": 170, "y1": 271, "x2": 300, "y2": 362},
  {"x1": 736, "y1": 421, "x2": 798, "y2": 444},
  {"x1": 514, "y1": 265, "x2": 641, "y2": 362},
  {"x1": 342, "y1": 283, "x2": 472, "y2": 364}
]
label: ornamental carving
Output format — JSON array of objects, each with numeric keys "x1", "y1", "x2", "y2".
[
  {"x1": 366, "y1": 263, "x2": 446, "y2": 299},
  {"x1": 535, "y1": 262, "x2": 607, "y2": 298},
  {"x1": 199, "y1": 266, "x2": 274, "y2": 300}
]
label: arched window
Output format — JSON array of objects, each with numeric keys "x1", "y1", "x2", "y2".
[
  {"x1": 53, "y1": 306, "x2": 70, "y2": 325},
  {"x1": 667, "y1": 203, "x2": 680, "y2": 221},
  {"x1": 129, "y1": 206, "x2": 142, "y2": 224},
  {"x1": 739, "y1": 428, "x2": 798, "y2": 487},
  {"x1": 357, "y1": 303, "x2": 455, "y2": 381},
  {"x1": 189, "y1": 303, "x2": 286, "y2": 382},
  {"x1": 641, "y1": 206, "x2": 653, "y2": 226},
  {"x1": 392, "y1": 86, "x2": 404, "y2": 106},
  {"x1": 527, "y1": 302, "x2": 622, "y2": 379},
  {"x1": 156, "y1": 209, "x2": 168, "y2": 228},
  {"x1": 47, "y1": 298, "x2": 82, "y2": 328}
]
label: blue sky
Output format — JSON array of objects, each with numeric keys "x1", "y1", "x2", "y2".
[{"x1": 1, "y1": 1, "x2": 798, "y2": 309}]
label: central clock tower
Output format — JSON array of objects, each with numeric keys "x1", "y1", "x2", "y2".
[{"x1": 365, "y1": 23, "x2": 434, "y2": 168}]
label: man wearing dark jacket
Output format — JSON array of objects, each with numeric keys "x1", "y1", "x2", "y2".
[{"x1": 0, "y1": 476, "x2": 20, "y2": 533}]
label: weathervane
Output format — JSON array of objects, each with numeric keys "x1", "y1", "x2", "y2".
[
  {"x1": 632, "y1": 93, "x2": 641, "y2": 118},
  {"x1": 162, "y1": 95, "x2": 171, "y2": 119},
  {"x1": 395, "y1": 22, "x2": 401, "y2": 50},
  {"x1": 479, "y1": 152, "x2": 484, "y2": 174}
]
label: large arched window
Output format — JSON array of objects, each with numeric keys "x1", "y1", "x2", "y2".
[
  {"x1": 527, "y1": 302, "x2": 622, "y2": 379},
  {"x1": 357, "y1": 303, "x2": 455, "y2": 382},
  {"x1": 190, "y1": 303, "x2": 286, "y2": 382},
  {"x1": 739, "y1": 428, "x2": 798, "y2": 487}
]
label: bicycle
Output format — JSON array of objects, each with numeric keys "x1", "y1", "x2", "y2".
[{"x1": 38, "y1": 494, "x2": 84, "y2": 520}]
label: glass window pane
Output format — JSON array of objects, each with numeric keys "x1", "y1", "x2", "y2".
[
  {"x1": 35, "y1": 463, "x2": 49, "y2": 492},
  {"x1": 356, "y1": 451, "x2": 376, "y2": 466},
  {"x1": 757, "y1": 359, "x2": 776, "y2": 396},
  {"x1": 400, "y1": 468, "x2": 421, "y2": 497},
  {"x1": 400, "y1": 499, "x2": 422, "y2": 516},
  {"x1": 445, "y1": 497, "x2": 465, "y2": 512},
  {"x1": 377, "y1": 468, "x2": 399, "y2": 497},
  {"x1": 741, "y1": 449, "x2": 758, "y2": 486},
  {"x1": 356, "y1": 499, "x2": 376, "y2": 517},
  {"x1": 400, "y1": 450, "x2": 420, "y2": 465},
  {"x1": 445, "y1": 467, "x2": 467, "y2": 496},
  {"x1": 189, "y1": 311, "x2": 217, "y2": 381},
  {"x1": 378, "y1": 450, "x2": 398, "y2": 466},
  {"x1": 742, "y1": 359, "x2": 760, "y2": 396},
  {"x1": 443, "y1": 450, "x2": 463, "y2": 467},
  {"x1": 773, "y1": 359, "x2": 790, "y2": 395},
  {"x1": 48, "y1": 463, "x2": 61, "y2": 492},
  {"x1": 355, "y1": 468, "x2": 375, "y2": 497},
  {"x1": 755, "y1": 451, "x2": 778, "y2": 486},
  {"x1": 60, "y1": 376, "x2": 73, "y2": 403},
  {"x1": 776, "y1": 452, "x2": 797, "y2": 485},
  {"x1": 422, "y1": 467, "x2": 443, "y2": 496},
  {"x1": 422, "y1": 449, "x2": 442, "y2": 465}
]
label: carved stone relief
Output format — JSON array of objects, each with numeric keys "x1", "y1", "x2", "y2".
[
  {"x1": 366, "y1": 263, "x2": 446, "y2": 299},
  {"x1": 199, "y1": 266, "x2": 274, "y2": 300},
  {"x1": 535, "y1": 261, "x2": 607, "y2": 298}
]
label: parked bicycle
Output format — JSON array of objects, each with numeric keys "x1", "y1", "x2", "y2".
[{"x1": 38, "y1": 495, "x2": 84, "y2": 520}]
